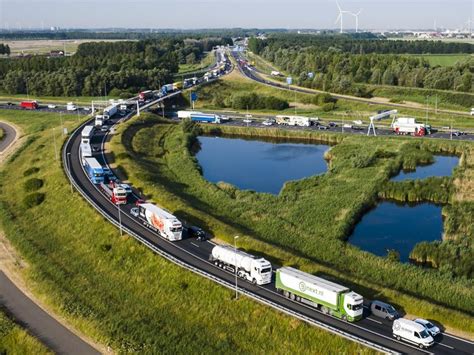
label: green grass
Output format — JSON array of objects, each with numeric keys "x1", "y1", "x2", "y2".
[
  {"x1": 0, "y1": 112, "x2": 373, "y2": 353},
  {"x1": 410, "y1": 54, "x2": 472, "y2": 67},
  {"x1": 0, "y1": 127, "x2": 4, "y2": 141},
  {"x1": 109, "y1": 114, "x2": 474, "y2": 336},
  {"x1": 178, "y1": 51, "x2": 215, "y2": 74},
  {"x1": 0, "y1": 94, "x2": 118, "y2": 106},
  {"x1": 0, "y1": 310, "x2": 52, "y2": 354}
]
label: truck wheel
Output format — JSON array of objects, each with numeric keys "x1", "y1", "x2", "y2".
[
  {"x1": 252, "y1": 278, "x2": 257, "y2": 285},
  {"x1": 342, "y1": 315, "x2": 347, "y2": 321},
  {"x1": 296, "y1": 296, "x2": 301, "y2": 302},
  {"x1": 396, "y1": 336, "x2": 400, "y2": 341},
  {"x1": 419, "y1": 344, "x2": 424, "y2": 349},
  {"x1": 322, "y1": 307, "x2": 328, "y2": 314},
  {"x1": 284, "y1": 291, "x2": 289, "y2": 298},
  {"x1": 290, "y1": 293, "x2": 295, "y2": 301}
]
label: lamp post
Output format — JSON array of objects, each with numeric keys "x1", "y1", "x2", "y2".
[
  {"x1": 234, "y1": 235, "x2": 240, "y2": 300},
  {"x1": 118, "y1": 203, "x2": 123, "y2": 236}
]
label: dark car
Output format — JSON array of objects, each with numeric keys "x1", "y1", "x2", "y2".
[
  {"x1": 328, "y1": 122, "x2": 338, "y2": 128},
  {"x1": 318, "y1": 125, "x2": 329, "y2": 130},
  {"x1": 188, "y1": 226, "x2": 206, "y2": 241},
  {"x1": 6, "y1": 102, "x2": 15, "y2": 106}
]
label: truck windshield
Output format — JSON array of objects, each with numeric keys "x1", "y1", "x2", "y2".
[
  {"x1": 170, "y1": 227, "x2": 182, "y2": 232},
  {"x1": 260, "y1": 267, "x2": 272, "y2": 274},
  {"x1": 350, "y1": 303, "x2": 363, "y2": 311},
  {"x1": 93, "y1": 173, "x2": 103, "y2": 177}
]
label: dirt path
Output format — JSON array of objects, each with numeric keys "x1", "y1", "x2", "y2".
[{"x1": 0, "y1": 121, "x2": 108, "y2": 354}]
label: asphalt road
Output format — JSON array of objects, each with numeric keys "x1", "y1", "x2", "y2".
[
  {"x1": 0, "y1": 272, "x2": 100, "y2": 355},
  {"x1": 64, "y1": 105, "x2": 474, "y2": 354},
  {"x1": 0, "y1": 121, "x2": 16, "y2": 152}
]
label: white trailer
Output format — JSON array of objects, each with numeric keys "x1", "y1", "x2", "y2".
[
  {"x1": 392, "y1": 117, "x2": 430, "y2": 137},
  {"x1": 210, "y1": 245, "x2": 272, "y2": 285},
  {"x1": 276, "y1": 267, "x2": 363, "y2": 322},
  {"x1": 276, "y1": 115, "x2": 311, "y2": 127},
  {"x1": 177, "y1": 111, "x2": 203, "y2": 119},
  {"x1": 66, "y1": 102, "x2": 77, "y2": 111},
  {"x1": 137, "y1": 203, "x2": 183, "y2": 241},
  {"x1": 104, "y1": 105, "x2": 117, "y2": 117},
  {"x1": 81, "y1": 125, "x2": 94, "y2": 144},
  {"x1": 80, "y1": 143, "x2": 92, "y2": 158},
  {"x1": 94, "y1": 115, "x2": 109, "y2": 127}
]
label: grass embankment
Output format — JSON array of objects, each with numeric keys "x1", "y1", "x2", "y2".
[
  {"x1": 178, "y1": 51, "x2": 215, "y2": 74},
  {"x1": 0, "y1": 310, "x2": 51, "y2": 354},
  {"x1": 246, "y1": 52, "x2": 474, "y2": 112},
  {"x1": 0, "y1": 127, "x2": 4, "y2": 141},
  {"x1": 109, "y1": 114, "x2": 474, "y2": 336},
  {"x1": 0, "y1": 113, "x2": 372, "y2": 353},
  {"x1": 189, "y1": 69, "x2": 474, "y2": 129}
]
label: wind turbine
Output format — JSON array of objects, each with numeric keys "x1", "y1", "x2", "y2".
[
  {"x1": 335, "y1": 1, "x2": 351, "y2": 33},
  {"x1": 350, "y1": 10, "x2": 362, "y2": 33}
]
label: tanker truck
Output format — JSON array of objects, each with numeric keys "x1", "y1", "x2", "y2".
[
  {"x1": 210, "y1": 245, "x2": 272, "y2": 285},
  {"x1": 276, "y1": 267, "x2": 363, "y2": 322}
]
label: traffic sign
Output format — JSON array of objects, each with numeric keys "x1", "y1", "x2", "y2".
[
  {"x1": 286, "y1": 77, "x2": 292, "y2": 85},
  {"x1": 191, "y1": 92, "x2": 198, "y2": 102}
]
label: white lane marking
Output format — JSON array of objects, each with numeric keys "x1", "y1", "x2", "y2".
[
  {"x1": 436, "y1": 342, "x2": 454, "y2": 350},
  {"x1": 366, "y1": 317, "x2": 383, "y2": 325},
  {"x1": 190, "y1": 242, "x2": 200, "y2": 248},
  {"x1": 443, "y1": 332, "x2": 474, "y2": 345}
]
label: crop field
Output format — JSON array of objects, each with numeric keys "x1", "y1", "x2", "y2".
[
  {"x1": 0, "y1": 310, "x2": 51, "y2": 354},
  {"x1": 109, "y1": 113, "x2": 474, "y2": 335},
  {"x1": 2, "y1": 39, "x2": 127, "y2": 56},
  {"x1": 0, "y1": 112, "x2": 373, "y2": 353},
  {"x1": 411, "y1": 54, "x2": 472, "y2": 67}
]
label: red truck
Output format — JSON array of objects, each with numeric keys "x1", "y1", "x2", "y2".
[
  {"x1": 138, "y1": 90, "x2": 154, "y2": 102},
  {"x1": 20, "y1": 101, "x2": 39, "y2": 110}
]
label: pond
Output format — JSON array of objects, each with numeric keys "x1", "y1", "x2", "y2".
[
  {"x1": 392, "y1": 155, "x2": 459, "y2": 181},
  {"x1": 196, "y1": 136, "x2": 329, "y2": 194},
  {"x1": 349, "y1": 202, "x2": 443, "y2": 262}
]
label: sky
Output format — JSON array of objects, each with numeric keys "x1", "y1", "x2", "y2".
[{"x1": 0, "y1": 0, "x2": 472, "y2": 30}]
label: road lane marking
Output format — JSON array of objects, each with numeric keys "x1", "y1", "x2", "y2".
[
  {"x1": 436, "y1": 342, "x2": 454, "y2": 350},
  {"x1": 366, "y1": 317, "x2": 383, "y2": 325},
  {"x1": 443, "y1": 333, "x2": 474, "y2": 345},
  {"x1": 190, "y1": 242, "x2": 200, "y2": 248}
]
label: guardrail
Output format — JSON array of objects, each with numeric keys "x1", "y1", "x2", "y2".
[{"x1": 62, "y1": 95, "x2": 397, "y2": 355}]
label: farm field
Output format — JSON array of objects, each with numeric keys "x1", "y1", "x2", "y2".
[
  {"x1": 410, "y1": 54, "x2": 472, "y2": 67},
  {"x1": 0, "y1": 110, "x2": 373, "y2": 353},
  {"x1": 109, "y1": 113, "x2": 474, "y2": 336}
]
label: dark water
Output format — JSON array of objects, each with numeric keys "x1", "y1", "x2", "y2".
[
  {"x1": 392, "y1": 155, "x2": 459, "y2": 181},
  {"x1": 349, "y1": 202, "x2": 443, "y2": 262},
  {"x1": 196, "y1": 136, "x2": 329, "y2": 194}
]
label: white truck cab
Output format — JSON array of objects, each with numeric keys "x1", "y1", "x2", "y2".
[{"x1": 393, "y1": 318, "x2": 434, "y2": 349}]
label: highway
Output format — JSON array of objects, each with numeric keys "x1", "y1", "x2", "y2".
[
  {"x1": 231, "y1": 51, "x2": 473, "y2": 119},
  {"x1": 0, "y1": 121, "x2": 16, "y2": 152},
  {"x1": 63, "y1": 97, "x2": 474, "y2": 354}
]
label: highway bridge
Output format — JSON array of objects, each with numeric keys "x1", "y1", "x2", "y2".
[{"x1": 63, "y1": 92, "x2": 474, "y2": 355}]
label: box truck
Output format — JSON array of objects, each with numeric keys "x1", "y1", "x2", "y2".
[
  {"x1": 99, "y1": 182, "x2": 127, "y2": 205},
  {"x1": 276, "y1": 267, "x2": 363, "y2": 322},
  {"x1": 392, "y1": 117, "x2": 430, "y2": 136},
  {"x1": 136, "y1": 203, "x2": 183, "y2": 241},
  {"x1": 393, "y1": 318, "x2": 434, "y2": 349},
  {"x1": 138, "y1": 90, "x2": 154, "y2": 102},
  {"x1": 210, "y1": 245, "x2": 272, "y2": 285}
]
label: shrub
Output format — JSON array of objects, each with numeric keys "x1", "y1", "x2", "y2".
[
  {"x1": 23, "y1": 193, "x2": 45, "y2": 208},
  {"x1": 229, "y1": 93, "x2": 289, "y2": 110},
  {"x1": 23, "y1": 178, "x2": 43, "y2": 192},
  {"x1": 23, "y1": 167, "x2": 40, "y2": 177},
  {"x1": 321, "y1": 102, "x2": 336, "y2": 112}
]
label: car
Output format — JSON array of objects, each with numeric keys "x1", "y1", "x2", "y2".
[
  {"x1": 187, "y1": 226, "x2": 206, "y2": 241},
  {"x1": 83, "y1": 107, "x2": 91, "y2": 111},
  {"x1": 452, "y1": 131, "x2": 466, "y2": 137},
  {"x1": 318, "y1": 125, "x2": 329, "y2": 130},
  {"x1": 370, "y1": 300, "x2": 399, "y2": 321},
  {"x1": 243, "y1": 119, "x2": 253, "y2": 123},
  {"x1": 414, "y1": 319, "x2": 441, "y2": 337},
  {"x1": 92, "y1": 145, "x2": 100, "y2": 152},
  {"x1": 6, "y1": 102, "x2": 15, "y2": 106},
  {"x1": 119, "y1": 183, "x2": 132, "y2": 194},
  {"x1": 130, "y1": 207, "x2": 139, "y2": 217},
  {"x1": 343, "y1": 123, "x2": 353, "y2": 129},
  {"x1": 328, "y1": 122, "x2": 338, "y2": 128},
  {"x1": 100, "y1": 125, "x2": 109, "y2": 132},
  {"x1": 220, "y1": 115, "x2": 231, "y2": 121},
  {"x1": 47, "y1": 104, "x2": 57, "y2": 109},
  {"x1": 262, "y1": 120, "x2": 274, "y2": 126}
]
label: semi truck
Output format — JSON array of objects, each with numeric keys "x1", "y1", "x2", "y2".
[
  {"x1": 161, "y1": 84, "x2": 174, "y2": 95},
  {"x1": 275, "y1": 115, "x2": 311, "y2": 127},
  {"x1": 94, "y1": 115, "x2": 109, "y2": 127},
  {"x1": 104, "y1": 104, "x2": 117, "y2": 117},
  {"x1": 210, "y1": 245, "x2": 272, "y2": 285},
  {"x1": 99, "y1": 182, "x2": 127, "y2": 205},
  {"x1": 172, "y1": 82, "x2": 183, "y2": 91},
  {"x1": 190, "y1": 113, "x2": 221, "y2": 124},
  {"x1": 275, "y1": 267, "x2": 364, "y2": 322},
  {"x1": 82, "y1": 157, "x2": 104, "y2": 184},
  {"x1": 81, "y1": 125, "x2": 94, "y2": 145},
  {"x1": 20, "y1": 101, "x2": 39, "y2": 110},
  {"x1": 80, "y1": 143, "x2": 92, "y2": 158},
  {"x1": 136, "y1": 203, "x2": 183, "y2": 241},
  {"x1": 392, "y1": 117, "x2": 430, "y2": 136},
  {"x1": 138, "y1": 90, "x2": 154, "y2": 102},
  {"x1": 177, "y1": 111, "x2": 203, "y2": 119}
]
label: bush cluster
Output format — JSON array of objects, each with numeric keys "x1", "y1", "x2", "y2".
[
  {"x1": 23, "y1": 193, "x2": 45, "y2": 208},
  {"x1": 23, "y1": 178, "x2": 44, "y2": 192},
  {"x1": 228, "y1": 93, "x2": 289, "y2": 110}
]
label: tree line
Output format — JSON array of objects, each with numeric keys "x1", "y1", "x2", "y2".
[
  {"x1": 248, "y1": 35, "x2": 473, "y2": 95},
  {"x1": 0, "y1": 44, "x2": 10, "y2": 55},
  {"x1": 0, "y1": 37, "x2": 229, "y2": 97}
]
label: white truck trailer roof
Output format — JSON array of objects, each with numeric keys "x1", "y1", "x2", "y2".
[
  {"x1": 279, "y1": 266, "x2": 349, "y2": 294},
  {"x1": 81, "y1": 125, "x2": 94, "y2": 138},
  {"x1": 140, "y1": 203, "x2": 177, "y2": 220},
  {"x1": 84, "y1": 157, "x2": 102, "y2": 169}
]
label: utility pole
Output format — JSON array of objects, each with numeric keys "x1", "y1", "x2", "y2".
[
  {"x1": 118, "y1": 204, "x2": 123, "y2": 236},
  {"x1": 52, "y1": 127, "x2": 58, "y2": 161},
  {"x1": 59, "y1": 112, "x2": 64, "y2": 134},
  {"x1": 66, "y1": 152, "x2": 73, "y2": 193}
]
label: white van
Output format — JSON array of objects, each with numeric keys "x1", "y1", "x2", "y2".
[{"x1": 393, "y1": 318, "x2": 434, "y2": 349}]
